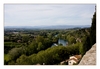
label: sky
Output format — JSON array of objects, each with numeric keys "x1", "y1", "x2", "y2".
[{"x1": 4, "y1": 4, "x2": 95, "y2": 26}]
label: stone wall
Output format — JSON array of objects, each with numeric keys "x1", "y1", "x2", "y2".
[{"x1": 79, "y1": 43, "x2": 96, "y2": 65}]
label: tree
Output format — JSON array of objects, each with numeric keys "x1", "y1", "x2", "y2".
[
  {"x1": 26, "y1": 41, "x2": 38, "y2": 55},
  {"x1": 4, "y1": 54, "x2": 12, "y2": 65},
  {"x1": 90, "y1": 12, "x2": 96, "y2": 46},
  {"x1": 8, "y1": 47, "x2": 23, "y2": 60},
  {"x1": 8, "y1": 60, "x2": 15, "y2": 65},
  {"x1": 16, "y1": 54, "x2": 32, "y2": 65},
  {"x1": 22, "y1": 36, "x2": 30, "y2": 43},
  {"x1": 68, "y1": 36, "x2": 76, "y2": 44},
  {"x1": 82, "y1": 36, "x2": 91, "y2": 55},
  {"x1": 37, "y1": 42, "x2": 44, "y2": 51},
  {"x1": 43, "y1": 38, "x2": 53, "y2": 48},
  {"x1": 77, "y1": 7, "x2": 96, "y2": 56},
  {"x1": 82, "y1": 8, "x2": 96, "y2": 55},
  {"x1": 36, "y1": 35, "x2": 44, "y2": 43}
]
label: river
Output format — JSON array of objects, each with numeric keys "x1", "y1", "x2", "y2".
[
  {"x1": 52, "y1": 39, "x2": 68, "y2": 47},
  {"x1": 58, "y1": 39, "x2": 68, "y2": 46}
]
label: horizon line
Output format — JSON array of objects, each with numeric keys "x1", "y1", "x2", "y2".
[{"x1": 4, "y1": 25, "x2": 91, "y2": 27}]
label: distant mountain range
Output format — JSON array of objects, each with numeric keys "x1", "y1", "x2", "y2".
[{"x1": 4, "y1": 25, "x2": 91, "y2": 29}]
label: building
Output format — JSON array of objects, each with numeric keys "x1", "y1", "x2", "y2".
[{"x1": 68, "y1": 55, "x2": 82, "y2": 65}]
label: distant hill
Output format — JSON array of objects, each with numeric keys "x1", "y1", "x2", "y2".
[{"x1": 4, "y1": 25, "x2": 91, "y2": 30}]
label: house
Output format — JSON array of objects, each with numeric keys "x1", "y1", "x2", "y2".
[
  {"x1": 68, "y1": 55, "x2": 82, "y2": 65},
  {"x1": 60, "y1": 61, "x2": 66, "y2": 65},
  {"x1": 36, "y1": 63, "x2": 41, "y2": 65},
  {"x1": 17, "y1": 40, "x2": 21, "y2": 43},
  {"x1": 54, "y1": 43, "x2": 58, "y2": 46},
  {"x1": 60, "y1": 60, "x2": 68, "y2": 65},
  {"x1": 76, "y1": 38, "x2": 81, "y2": 43},
  {"x1": 60, "y1": 59, "x2": 69, "y2": 65}
]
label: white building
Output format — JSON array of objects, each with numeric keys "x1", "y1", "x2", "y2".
[{"x1": 68, "y1": 55, "x2": 81, "y2": 65}]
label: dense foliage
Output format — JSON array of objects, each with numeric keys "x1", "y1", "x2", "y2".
[
  {"x1": 4, "y1": 28, "x2": 90, "y2": 65},
  {"x1": 90, "y1": 12, "x2": 96, "y2": 46}
]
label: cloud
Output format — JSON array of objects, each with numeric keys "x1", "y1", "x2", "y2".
[{"x1": 4, "y1": 4, "x2": 95, "y2": 26}]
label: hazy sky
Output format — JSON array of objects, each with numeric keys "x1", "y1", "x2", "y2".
[{"x1": 4, "y1": 4, "x2": 95, "y2": 26}]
